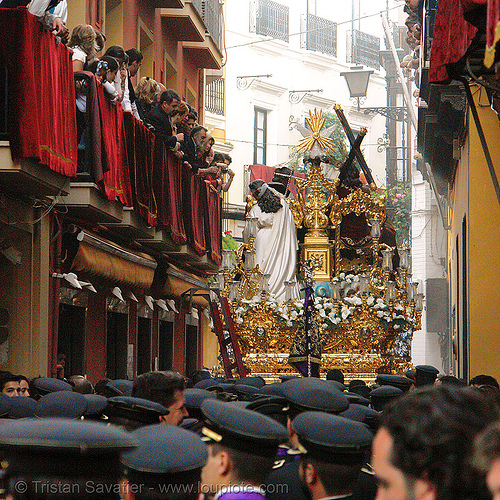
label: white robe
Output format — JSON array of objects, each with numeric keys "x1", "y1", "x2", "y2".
[{"x1": 246, "y1": 197, "x2": 299, "y2": 303}]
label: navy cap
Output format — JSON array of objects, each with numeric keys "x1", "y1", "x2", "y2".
[
  {"x1": 193, "y1": 379, "x2": 219, "y2": 390},
  {"x1": 258, "y1": 383, "x2": 285, "y2": 397},
  {"x1": 349, "y1": 384, "x2": 371, "y2": 400},
  {"x1": 201, "y1": 399, "x2": 288, "y2": 457},
  {"x1": 235, "y1": 376, "x2": 266, "y2": 389},
  {"x1": 122, "y1": 424, "x2": 207, "y2": 474},
  {"x1": 106, "y1": 379, "x2": 133, "y2": 397},
  {"x1": 106, "y1": 396, "x2": 169, "y2": 426},
  {"x1": 340, "y1": 404, "x2": 380, "y2": 432},
  {"x1": 8, "y1": 397, "x2": 37, "y2": 419},
  {"x1": 348, "y1": 380, "x2": 366, "y2": 391},
  {"x1": 405, "y1": 369, "x2": 416, "y2": 381},
  {"x1": 329, "y1": 380, "x2": 346, "y2": 392},
  {"x1": 415, "y1": 365, "x2": 439, "y2": 387},
  {"x1": 83, "y1": 394, "x2": 109, "y2": 418},
  {"x1": 279, "y1": 375, "x2": 300, "y2": 382},
  {"x1": 246, "y1": 396, "x2": 288, "y2": 426},
  {"x1": 184, "y1": 388, "x2": 218, "y2": 420},
  {"x1": 232, "y1": 384, "x2": 261, "y2": 400},
  {"x1": 0, "y1": 418, "x2": 137, "y2": 479},
  {"x1": 31, "y1": 377, "x2": 73, "y2": 397},
  {"x1": 0, "y1": 394, "x2": 12, "y2": 417},
  {"x1": 281, "y1": 378, "x2": 349, "y2": 414},
  {"x1": 292, "y1": 411, "x2": 372, "y2": 464},
  {"x1": 376, "y1": 374, "x2": 414, "y2": 392},
  {"x1": 370, "y1": 386, "x2": 403, "y2": 411},
  {"x1": 36, "y1": 391, "x2": 88, "y2": 419}
]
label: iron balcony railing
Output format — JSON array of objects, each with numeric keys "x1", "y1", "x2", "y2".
[
  {"x1": 347, "y1": 29, "x2": 380, "y2": 70},
  {"x1": 256, "y1": 0, "x2": 289, "y2": 43},
  {"x1": 191, "y1": 0, "x2": 223, "y2": 51},
  {"x1": 205, "y1": 77, "x2": 225, "y2": 116},
  {"x1": 306, "y1": 13, "x2": 336, "y2": 57}
]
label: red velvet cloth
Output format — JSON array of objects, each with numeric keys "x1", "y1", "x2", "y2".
[
  {"x1": 190, "y1": 175, "x2": 206, "y2": 255},
  {"x1": 429, "y1": 0, "x2": 479, "y2": 83},
  {"x1": 485, "y1": 0, "x2": 500, "y2": 67},
  {"x1": 162, "y1": 152, "x2": 187, "y2": 245},
  {"x1": 249, "y1": 164, "x2": 305, "y2": 196},
  {"x1": 97, "y1": 85, "x2": 132, "y2": 205},
  {"x1": 206, "y1": 188, "x2": 222, "y2": 265},
  {"x1": 123, "y1": 113, "x2": 158, "y2": 226},
  {"x1": 0, "y1": 8, "x2": 77, "y2": 176}
]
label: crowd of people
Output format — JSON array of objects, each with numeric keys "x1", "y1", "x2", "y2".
[
  {"x1": 0, "y1": 366, "x2": 499, "y2": 500},
  {"x1": 66, "y1": 23, "x2": 235, "y2": 196}
]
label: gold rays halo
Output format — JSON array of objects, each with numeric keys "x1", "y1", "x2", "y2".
[{"x1": 296, "y1": 109, "x2": 337, "y2": 156}]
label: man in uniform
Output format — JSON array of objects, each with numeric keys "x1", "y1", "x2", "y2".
[
  {"x1": 200, "y1": 398, "x2": 288, "y2": 500},
  {"x1": 292, "y1": 411, "x2": 373, "y2": 500},
  {"x1": 121, "y1": 423, "x2": 207, "y2": 500}
]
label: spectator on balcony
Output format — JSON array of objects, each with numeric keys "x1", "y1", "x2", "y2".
[
  {"x1": 145, "y1": 89, "x2": 184, "y2": 151},
  {"x1": 205, "y1": 152, "x2": 235, "y2": 195},
  {"x1": 170, "y1": 100, "x2": 190, "y2": 158},
  {"x1": 69, "y1": 24, "x2": 96, "y2": 72},
  {"x1": 135, "y1": 77, "x2": 160, "y2": 122},
  {"x1": 123, "y1": 48, "x2": 142, "y2": 120},
  {"x1": 183, "y1": 124, "x2": 207, "y2": 174},
  {"x1": 19, "y1": 0, "x2": 68, "y2": 41},
  {"x1": 103, "y1": 45, "x2": 127, "y2": 102},
  {"x1": 179, "y1": 111, "x2": 197, "y2": 137},
  {"x1": 94, "y1": 56, "x2": 120, "y2": 102}
]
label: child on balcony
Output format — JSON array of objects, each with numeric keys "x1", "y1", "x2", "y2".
[{"x1": 91, "y1": 56, "x2": 120, "y2": 103}]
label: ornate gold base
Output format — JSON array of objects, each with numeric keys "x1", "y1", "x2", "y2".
[
  {"x1": 241, "y1": 352, "x2": 412, "y2": 383},
  {"x1": 301, "y1": 236, "x2": 332, "y2": 281}
]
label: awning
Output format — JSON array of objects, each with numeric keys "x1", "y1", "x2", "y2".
[{"x1": 71, "y1": 231, "x2": 157, "y2": 290}]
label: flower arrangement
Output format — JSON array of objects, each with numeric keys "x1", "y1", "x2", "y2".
[{"x1": 230, "y1": 272, "x2": 413, "y2": 334}]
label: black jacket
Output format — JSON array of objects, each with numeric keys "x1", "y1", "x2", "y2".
[{"x1": 145, "y1": 106, "x2": 177, "y2": 149}]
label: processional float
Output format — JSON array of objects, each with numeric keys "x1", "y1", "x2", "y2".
[{"x1": 211, "y1": 107, "x2": 422, "y2": 379}]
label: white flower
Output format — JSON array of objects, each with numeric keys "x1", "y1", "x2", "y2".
[
  {"x1": 376, "y1": 311, "x2": 385, "y2": 318},
  {"x1": 339, "y1": 273, "x2": 345, "y2": 279},
  {"x1": 394, "y1": 324, "x2": 400, "y2": 330},
  {"x1": 236, "y1": 318, "x2": 244, "y2": 324},
  {"x1": 376, "y1": 298, "x2": 384, "y2": 304},
  {"x1": 315, "y1": 303, "x2": 323, "y2": 310},
  {"x1": 290, "y1": 311, "x2": 298, "y2": 320},
  {"x1": 322, "y1": 323, "x2": 328, "y2": 328},
  {"x1": 341, "y1": 308, "x2": 351, "y2": 320},
  {"x1": 328, "y1": 311, "x2": 337, "y2": 321},
  {"x1": 366, "y1": 296, "x2": 375, "y2": 306},
  {"x1": 286, "y1": 321, "x2": 293, "y2": 327},
  {"x1": 319, "y1": 309, "x2": 326, "y2": 318},
  {"x1": 333, "y1": 317, "x2": 341, "y2": 325},
  {"x1": 394, "y1": 304, "x2": 404, "y2": 312}
]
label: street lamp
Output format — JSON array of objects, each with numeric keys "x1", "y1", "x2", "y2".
[{"x1": 340, "y1": 66, "x2": 374, "y2": 110}]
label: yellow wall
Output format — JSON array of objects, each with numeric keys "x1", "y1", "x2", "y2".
[{"x1": 453, "y1": 84, "x2": 500, "y2": 381}]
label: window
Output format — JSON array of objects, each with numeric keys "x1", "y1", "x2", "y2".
[
  {"x1": 205, "y1": 77, "x2": 225, "y2": 115},
  {"x1": 306, "y1": 14, "x2": 337, "y2": 57},
  {"x1": 254, "y1": 108, "x2": 267, "y2": 165},
  {"x1": 256, "y1": 0, "x2": 289, "y2": 42},
  {"x1": 347, "y1": 30, "x2": 380, "y2": 70}
]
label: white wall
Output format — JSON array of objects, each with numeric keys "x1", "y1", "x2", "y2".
[{"x1": 224, "y1": 0, "x2": 403, "y2": 206}]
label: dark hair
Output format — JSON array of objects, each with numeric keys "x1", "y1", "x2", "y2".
[
  {"x1": 301, "y1": 458, "x2": 362, "y2": 496},
  {"x1": 191, "y1": 125, "x2": 207, "y2": 137},
  {"x1": 326, "y1": 369, "x2": 344, "y2": 384},
  {"x1": 14, "y1": 374, "x2": 30, "y2": 384},
  {"x1": 470, "y1": 374, "x2": 499, "y2": 389},
  {"x1": 249, "y1": 180, "x2": 282, "y2": 214},
  {"x1": 94, "y1": 378, "x2": 111, "y2": 396},
  {"x1": 209, "y1": 444, "x2": 275, "y2": 486},
  {"x1": 70, "y1": 376, "x2": 94, "y2": 394},
  {"x1": 125, "y1": 48, "x2": 143, "y2": 65},
  {"x1": 0, "y1": 372, "x2": 16, "y2": 391},
  {"x1": 439, "y1": 375, "x2": 467, "y2": 387},
  {"x1": 126, "y1": 469, "x2": 200, "y2": 500},
  {"x1": 159, "y1": 89, "x2": 181, "y2": 105},
  {"x1": 381, "y1": 385, "x2": 499, "y2": 500},
  {"x1": 339, "y1": 162, "x2": 362, "y2": 188},
  {"x1": 132, "y1": 371, "x2": 185, "y2": 408},
  {"x1": 474, "y1": 421, "x2": 500, "y2": 474},
  {"x1": 94, "y1": 56, "x2": 119, "y2": 74},
  {"x1": 223, "y1": 154, "x2": 232, "y2": 165},
  {"x1": 212, "y1": 153, "x2": 225, "y2": 164},
  {"x1": 104, "y1": 45, "x2": 126, "y2": 63}
]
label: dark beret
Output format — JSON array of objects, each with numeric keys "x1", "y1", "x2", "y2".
[
  {"x1": 201, "y1": 398, "x2": 288, "y2": 457},
  {"x1": 292, "y1": 411, "x2": 372, "y2": 464}
]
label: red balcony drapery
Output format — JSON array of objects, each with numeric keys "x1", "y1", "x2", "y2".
[{"x1": 0, "y1": 8, "x2": 77, "y2": 177}]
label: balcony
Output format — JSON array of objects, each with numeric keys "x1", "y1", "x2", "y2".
[
  {"x1": 0, "y1": 8, "x2": 222, "y2": 273},
  {"x1": 160, "y1": 0, "x2": 224, "y2": 69}
]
